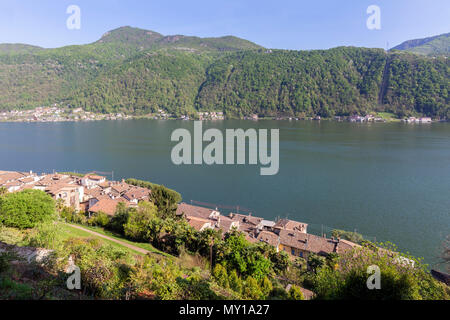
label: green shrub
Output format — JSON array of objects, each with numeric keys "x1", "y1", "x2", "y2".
[
  {"x1": 213, "y1": 264, "x2": 229, "y2": 288},
  {"x1": 268, "y1": 285, "x2": 289, "y2": 300},
  {"x1": 228, "y1": 270, "x2": 242, "y2": 294},
  {"x1": 24, "y1": 222, "x2": 63, "y2": 251},
  {"x1": 89, "y1": 212, "x2": 110, "y2": 227},
  {"x1": 0, "y1": 190, "x2": 55, "y2": 229},
  {"x1": 124, "y1": 202, "x2": 158, "y2": 242},
  {"x1": 311, "y1": 246, "x2": 449, "y2": 300},
  {"x1": 288, "y1": 285, "x2": 304, "y2": 300},
  {"x1": 108, "y1": 203, "x2": 130, "y2": 234},
  {"x1": 243, "y1": 276, "x2": 263, "y2": 300},
  {"x1": 0, "y1": 226, "x2": 25, "y2": 245},
  {"x1": 260, "y1": 276, "x2": 273, "y2": 299},
  {"x1": 0, "y1": 253, "x2": 13, "y2": 273},
  {"x1": 0, "y1": 276, "x2": 33, "y2": 299}
]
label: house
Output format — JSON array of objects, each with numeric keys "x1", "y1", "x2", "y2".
[
  {"x1": 257, "y1": 220, "x2": 276, "y2": 231},
  {"x1": 228, "y1": 213, "x2": 264, "y2": 236},
  {"x1": 46, "y1": 184, "x2": 83, "y2": 211},
  {"x1": 88, "y1": 198, "x2": 126, "y2": 216},
  {"x1": 273, "y1": 218, "x2": 308, "y2": 234},
  {"x1": 176, "y1": 203, "x2": 221, "y2": 220},
  {"x1": 2, "y1": 181, "x2": 22, "y2": 192},
  {"x1": 419, "y1": 117, "x2": 432, "y2": 123},
  {"x1": 81, "y1": 174, "x2": 106, "y2": 188},
  {"x1": 0, "y1": 171, "x2": 31, "y2": 185},
  {"x1": 110, "y1": 182, "x2": 131, "y2": 196},
  {"x1": 215, "y1": 216, "x2": 240, "y2": 234},
  {"x1": 186, "y1": 216, "x2": 215, "y2": 232},
  {"x1": 122, "y1": 187, "x2": 150, "y2": 205},
  {"x1": 258, "y1": 229, "x2": 358, "y2": 259}
]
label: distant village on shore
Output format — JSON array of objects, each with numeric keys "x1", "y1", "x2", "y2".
[{"x1": 0, "y1": 105, "x2": 445, "y2": 123}]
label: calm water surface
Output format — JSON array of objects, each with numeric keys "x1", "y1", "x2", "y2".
[{"x1": 0, "y1": 120, "x2": 449, "y2": 267}]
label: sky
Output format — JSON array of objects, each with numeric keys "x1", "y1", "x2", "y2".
[{"x1": 0, "y1": 0, "x2": 449, "y2": 50}]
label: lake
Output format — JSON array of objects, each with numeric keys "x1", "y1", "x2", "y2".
[{"x1": 0, "y1": 119, "x2": 449, "y2": 268}]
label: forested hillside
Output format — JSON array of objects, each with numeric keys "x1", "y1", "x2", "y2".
[
  {"x1": 0, "y1": 27, "x2": 448, "y2": 119},
  {"x1": 391, "y1": 32, "x2": 450, "y2": 56}
]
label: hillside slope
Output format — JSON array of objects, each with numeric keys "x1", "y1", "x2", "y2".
[
  {"x1": 0, "y1": 27, "x2": 448, "y2": 119},
  {"x1": 391, "y1": 32, "x2": 450, "y2": 56}
]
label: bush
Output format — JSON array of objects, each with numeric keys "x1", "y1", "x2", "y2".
[
  {"x1": 243, "y1": 276, "x2": 263, "y2": 300},
  {"x1": 0, "y1": 190, "x2": 55, "y2": 229},
  {"x1": 260, "y1": 277, "x2": 273, "y2": 299},
  {"x1": 0, "y1": 276, "x2": 33, "y2": 299},
  {"x1": 88, "y1": 212, "x2": 110, "y2": 227},
  {"x1": 0, "y1": 227, "x2": 25, "y2": 245},
  {"x1": 24, "y1": 222, "x2": 64, "y2": 251},
  {"x1": 216, "y1": 232, "x2": 273, "y2": 280},
  {"x1": 332, "y1": 229, "x2": 364, "y2": 244},
  {"x1": 0, "y1": 253, "x2": 13, "y2": 274},
  {"x1": 288, "y1": 285, "x2": 304, "y2": 300},
  {"x1": 108, "y1": 203, "x2": 130, "y2": 234},
  {"x1": 268, "y1": 285, "x2": 289, "y2": 300},
  {"x1": 213, "y1": 264, "x2": 229, "y2": 288},
  {"x1": 228, "y1": 270, "x2": 242, "y2": 294},
  {"x1": 63, "y1": 238, "x2": 133, "y2": 299},
  {"x1": 124, "y1": 202, "x2": 158, "y2": 242},
  {"x1": 311, "y1": 246, "x2": 449, "y2": 300}
]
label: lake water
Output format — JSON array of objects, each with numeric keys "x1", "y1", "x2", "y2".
[{"x1": 0, "y1": 119, "x2": 449, "y2": 267}]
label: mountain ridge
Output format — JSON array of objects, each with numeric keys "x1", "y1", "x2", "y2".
[
  {"x1": 391, "y1": 32, "x2": 450, "y2": 56},
  {"x1": 0, "y1": 27, "x2": 448, "y2": 119}
]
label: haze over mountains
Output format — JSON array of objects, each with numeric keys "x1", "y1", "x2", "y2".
[{"x1": 0, "y1": 26, "x2": 448, "y2": 119}]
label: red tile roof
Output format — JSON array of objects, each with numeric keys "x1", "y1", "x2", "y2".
[{"x1": 88, "y1": 199, "x2": 126, "y2": 216}]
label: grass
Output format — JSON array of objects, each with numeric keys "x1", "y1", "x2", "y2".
[
  {"x1": 62, "y1": 223, "x2": 174, "y2": 259},
  {"x1": 375, "y1": 112, "x2": 401, "y2": 122},
  {"x1": 57, "y1": 223, "x2": 149, "y2": 256}
]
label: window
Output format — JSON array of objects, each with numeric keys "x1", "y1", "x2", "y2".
[
  {"x1": 291, "y1": 248, "x2": 295, "y2": 255},
  {"x1": 299, "y1": 252, "x2": 303, "y2": 258}
]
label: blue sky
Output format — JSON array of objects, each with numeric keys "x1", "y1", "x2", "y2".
[{"x1": 0, "y1": 0, "x2": 449, "y2": 50}]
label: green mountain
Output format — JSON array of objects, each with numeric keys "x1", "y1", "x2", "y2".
[
  {"x1": 0, "y1": 44, "x2": 43, "y2": 54},
  {"x1": 97, "y1": 26, "x2": 263, "y2": 52},
  {"x1": 0, "y1": 27, "x2": 448, "y2": 119},
  {"x1": 391, "y1": 32, "x2": 450, "y2": 56}
]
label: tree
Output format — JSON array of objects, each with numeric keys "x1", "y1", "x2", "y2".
[
  {"x1": 108, "y1": 202, "x2": 130, "y2": 234},
  {"x1": 0, "y1": 189, "x2": 55, "y2": 229},
  {"x1": 123, "y1": 202, "x2": 158, "y2": 241},
  {"x1": 307, "y1": 253, "x2": 326, "y2": 273},
  {"x1": 216, "y1": 232, "x2": 273, "y2": 280},
  {"x1": 150, "y1": 185, "x2": 182, "y2": 218}
]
